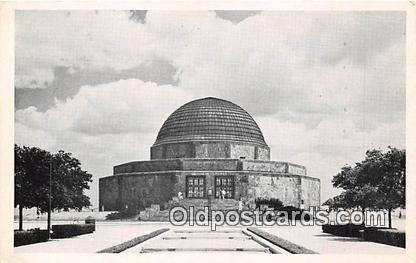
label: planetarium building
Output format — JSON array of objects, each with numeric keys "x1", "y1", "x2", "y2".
[{"x1": 99, "y1": 97, "x2": 320, "y2": 213}]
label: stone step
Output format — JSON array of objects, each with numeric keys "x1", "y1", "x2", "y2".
[{"x1": 165, "y1": 198, "x2": 241, "y2": 212}]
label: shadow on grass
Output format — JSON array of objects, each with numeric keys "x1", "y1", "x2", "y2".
[
  {"x1": 325, "y1": 237, "x2": 366, "y2": 242},
  {"x1": 314, "y1": 233, "x2": 366, "y2": 242},
  {"x1": 313, "y1": 233, "x2": 333, "y2": 237}
]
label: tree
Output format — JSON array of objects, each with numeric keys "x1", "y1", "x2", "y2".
[
  {"x1": 324, "y1": 187, "x2": 375, "y2": 213},
  {"x1": 331, "y1": 147, "x2": 405, "y2": 228},
  {"x1": 38, "y1": 150, "x2": 92, "y2": 213},
  {"x1": 15, "y1": 145, "x2": 50, "y2": 230},
  {"x1": 14, "y1": 145, "x2": 92, "y2": 231},
  {"x1": 332, "y1": 163, "x2": 380, "y2": 212},
  {"x1": 375, "y1": 147, "x2": 405, "y2": 228}
]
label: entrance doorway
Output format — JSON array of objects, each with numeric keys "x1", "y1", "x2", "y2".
[
  {"x1": 186, "y1": 176, "x2": 206, "y2": 198},
  {"x1": 214, "y1": 176, "x2": 235, "y2": 199}
]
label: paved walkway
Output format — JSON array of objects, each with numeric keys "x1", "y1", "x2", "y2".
[
  {"x1": 14, "y1": 222, "x2": 168, "y2": 253},
  {"x1": 14, "y1": 222, "x2": 405, "y2": 254},
  {"x1": 123, "y1": 226, "x2": 285, "y2": 254},
  {"x1": 257, "y1": 225, "x2": 405, "y2": 254}
]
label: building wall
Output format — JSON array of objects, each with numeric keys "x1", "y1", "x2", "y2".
[
  {"x1": 230, "y1": 144, "x2": 255, "y2": 159},
  {"x1": 241, "y1": 160, "x2": 287, "y2": 173},
  {"x1": 120, "y1": 173, "x2": 177, "y2": 211},
  {"x1": 99, "y1": 176, "x2": 119, "y2": 211},
  {"x1": 165, "y1": 142, "x2": 195, "y2": 159},
  {"x1": 99, "y1": 173, "x2": 177, "y2": 212},
  {"x1": 114, "y1": 159, "x2": 183, "y2": 174},
  {"x1": 194, "y1": 142, "x2": 229, "y2": 158},
  {"x1": 300, "y1": 177, "x2": 321, "y2": 209},
  {"x1": 288, "y1": 163, "x2": 307, "y2": 176},
  {"x1": 247, "y1": 174, "x2": 301, "y2": 207},
  {"x1": 99, "y1": 170, "x2": 320, "y2": 212},
  {"x1": 150, "y1": 145, "x2": 164, "y2": 160},
  {"x1": 114, "y1": 159, "x2": 308, "y2": 175},
  {"x1": 181, "y1": 159, "x2": 239, "y2": 171},
  {"x1": 150, "y1": 141, "x2": 270, "y2": 160},
  {"x1": 256, "y1": 146, "x2": 270, "y2": 160}
]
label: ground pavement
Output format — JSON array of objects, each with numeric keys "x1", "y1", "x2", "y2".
[
  {"x1": 14, "y1": 221, "x2": 405, "y2": 254},
  {"x1": 14, "y1": 222, "x2": 165, "y2": 253},
  {"x1": 258, "y1": 224, "x2": 405, "y2": 254},
  {"x1": 122, "y1": 226, "x2": 288, "y2": 254}
]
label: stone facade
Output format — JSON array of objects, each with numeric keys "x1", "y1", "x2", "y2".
[
  {"x1": 150, "y1": 141, "x2": 270, "y2": 160},
  {"x1": 99, "y1": 97, "x2": 321, "y2": 213},
  {"x1": 100, "y1": 158, "x2": 320, "y2": 212},
  {"x1": 99, "y1": 172, "x2": 177, "y2": 211}
]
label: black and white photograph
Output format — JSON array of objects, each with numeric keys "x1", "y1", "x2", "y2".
[{"x1": 0, "y1": 2, "x2": 415, "y2": 262}]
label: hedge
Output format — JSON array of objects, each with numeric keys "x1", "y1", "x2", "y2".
[
  {"x1": 14, "y1": 229, "x2": 49, "y2": 247},
  {"x1": 363, "y1": 228, "x2": 405, "y2": 248},
  {"x1": 106, "y1": 210, "x2": 136, "y2": 220},
  {"x1": 97, "y1": 228, "x2": 169, "y2": 253},
  {"x1": 322, "y1": 223, "x2": 364, "y2": 237},
  {"x1": 247, "y1": 227, "x2": 318, "y2": 254},
  {"x1": 255, "y1": 197, "x2": 284, "y2": 210},
  {"x1": 278, "y1": 206, "x2": 312, "y2": 221},
  {"x1": 322, "y1": 224, "x2": 405, "y2": 248},
  {"x1": 51, "y1": 224, "x2": 95, "y2": 238}
]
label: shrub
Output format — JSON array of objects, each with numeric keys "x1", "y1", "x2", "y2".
[
  {"x1": 363, "y1": 228, "x2": 405, "y2": 248},
  {"x1": 255, "y1": 198, "x2": 283, "y2": 210},
  {"x1": 51, "y1": 224, "x2": 95, "y2": 238},
  {"x1": 322, "y1": 224, "x2": 405, "y2": 247},
  {"x1": 14, "y1": 229, "x2": 49, "y2": 247},
  {"x1": 85, "y1": 216, "x2": 96, "y2": 225},
  {"x1": 322, "y1": 223, "x2": 364, "y2": 237},
  {"x1": 278, "y1": 206, "x2": 311, "y2": 221},
  {"x1": 105, "y1": 210, "x2": 136, "y2": 220}
]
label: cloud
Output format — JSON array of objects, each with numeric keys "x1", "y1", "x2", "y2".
[
  {"x1": 258, "y1": 113, "x2": 405, "y2": 162},
  {"x1": 15, "y1": 60, "x2": 179, "y2": 111},
  {"x1": 15, "y1": 121, "x2": 157, "y2": 207},
  {"x1": 15, "y1": 10, "x2": 154, "y2": 89},
  {"x1": 214, "y1": 10, "x2": 261, "y2": 24},
  {"x1": 257, "y1": 114, "x2": 405, "y2": 200},
  {"x1": 163, "y1": 11, "x2": 405, "y2": 127},
  {"x1": 15, "y1": 78, "x2": 194, "y2": 207},
  {"x1": 14, "y1": 11, "x2": 406, "y2": 206},
  {"x1": 14, "y1": 68, "x2": 55, "y2": 89},
  {"x1": 128, "y1": 10, "x2": 148, "y2": 24},
  {"x1": 16, "y1": 11, "x2": 405, "y2": 129},
  {"x1": 15, "y1": 79, "x2": 194, "y2": 135}
]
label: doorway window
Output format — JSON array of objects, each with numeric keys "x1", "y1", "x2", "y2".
[
  {"x1": 215, "y1": 176, "x2": 235, "y2": 199},
  {"x1": 186, "y1": 176, "x2": 205, "y2": 198}
]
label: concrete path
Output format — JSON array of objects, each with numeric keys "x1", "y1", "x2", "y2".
[
  {"x1": 257, "y1": 225, "x2": 405, "y2": 254},
  {"x1": 14, "y1": 222, "x2": 169, "y2": 253},
  {"x1": 14, "y1": 221, "x2": 405, "y2": 254},
  {"x1": 123, "y1": 226, "x2": 283, "y2": 254}
]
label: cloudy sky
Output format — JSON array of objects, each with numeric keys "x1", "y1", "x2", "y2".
[{"x1": 15, "y1": 10, "x2": 406, "y2": 207}]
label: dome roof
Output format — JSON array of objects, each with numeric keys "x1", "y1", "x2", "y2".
[{"x1": 154, "y1": 97, "x2": 267, "y2": 147}]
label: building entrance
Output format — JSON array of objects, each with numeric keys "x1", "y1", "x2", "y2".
[
  {"x1": 214, "y1": 176, "x2": 235, "y2": 199},
  {"x1": 186, "y1": 176, "x2": 206, "y2": 198}
]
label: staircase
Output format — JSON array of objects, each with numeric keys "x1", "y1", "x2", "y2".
[
  {"x1": 167, "y1": 198, "x2": 239, "y2": 211},
  {"x1": 139, "y1": 198, "x2": 241, "y2": 221},
  {"x1": 210, "y1": 199, "x2": 240, "y2": 211},
  {"x1": 167, "y1": 198, "x2": 208, "y2": 210}
]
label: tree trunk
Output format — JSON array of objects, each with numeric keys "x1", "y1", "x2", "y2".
[
  {"x1": 388, "y1": 208, "x2": 392, "y2": 229},
  {"x1": 19, "y1": 205, "x2": 23, "y2": 231},
  {"x1": 47, "y1": 209, "x2": 51, "y2": 239}
]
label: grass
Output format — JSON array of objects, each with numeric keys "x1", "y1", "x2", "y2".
[
  {"x1": 97, "y1": 228, "x2": 169, "y2": 253},
  {"x1": 247, "y1": 227, "x2": 318, "y2": 254}
]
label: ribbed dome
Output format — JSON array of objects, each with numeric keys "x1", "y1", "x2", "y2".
[{"x1": 154, "y1": 97, "x2": 267, "y2": 147}]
